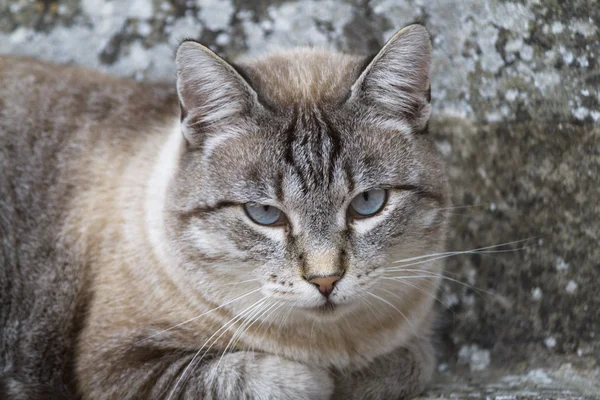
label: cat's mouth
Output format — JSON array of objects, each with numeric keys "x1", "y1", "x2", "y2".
[{"x1": 311, "y1": 300, "x2": 337, "y2": 314}]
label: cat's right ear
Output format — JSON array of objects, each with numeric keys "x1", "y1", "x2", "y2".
[
  {"x1": 349, "y1": 24, "x2": 432, "y2": 133},
  {"x1": 175, "y1": 41, "x2": 260, "y2": 147}
]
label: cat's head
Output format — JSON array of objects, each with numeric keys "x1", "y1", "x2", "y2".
[{"x1": 164, "y1": 25, "x2": 449, "y2": 322}]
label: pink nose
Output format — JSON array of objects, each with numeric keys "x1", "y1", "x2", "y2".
[{"x1": 308, "y1": 275, "x2": 342, "y2": 298}]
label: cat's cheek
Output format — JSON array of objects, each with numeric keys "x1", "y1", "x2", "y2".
[
  {"x1": 331, "y1": 273, "x2": 379, "y2": 304},
  {"x1": 350, "y1": 215, "x2": 385, "y2": 235},
  {"x1": 187, "y1": 224, "x2": 248, "y2": 259}
]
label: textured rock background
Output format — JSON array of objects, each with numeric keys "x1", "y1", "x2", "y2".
[{"x1": 1, "y1": 0, "x2": 598, "y2": 398}]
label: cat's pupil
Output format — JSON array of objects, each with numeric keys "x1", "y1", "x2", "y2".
[
  {"x1": 363, "y1": 192, "x2": 369, "y2": 202},
  {"x1": 263, "y1": 205, "x2": 269, "y2": 212}
]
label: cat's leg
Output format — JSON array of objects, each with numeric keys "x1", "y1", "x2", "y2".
[
  {"x1": 190, "y1": 352, "x2": 333, "y2": 400},
  {"x1": 331, "y1": 336, "x2": 435, "y2": 400},
  {"x1": 78, "y1": 346, "x2": 333, "y2": 400}
]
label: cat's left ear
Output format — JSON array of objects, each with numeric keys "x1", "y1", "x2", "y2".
[
  {"x1": 350, "y1": 24, "x2": 432, "y2": 133},
  {"x1": 175, "y1": 41, "x2": 260, "y2": 147}
]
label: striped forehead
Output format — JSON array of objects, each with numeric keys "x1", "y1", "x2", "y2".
[{"x1": 277, "y1": 106, "x2": 349, "y2": 200}]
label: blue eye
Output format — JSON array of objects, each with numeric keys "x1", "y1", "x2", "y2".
[
  {"x1": 349, "y1": 189, "x2": 387, "y2": 218},
  {"x1": 244, "y1": 204, "x2": 287, "y2": 226}
]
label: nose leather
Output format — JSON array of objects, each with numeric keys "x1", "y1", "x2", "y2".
[{"x1": 308, "y1": 275, "x2": 341, "y2": 297}]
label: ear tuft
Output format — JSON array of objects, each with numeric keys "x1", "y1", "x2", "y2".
[
  {"x1": 351, "y1": 24, "x2": 433, "y2": 132},
  {"x1": 176, "y1": 41, "x2": 258, "y2": 146}
]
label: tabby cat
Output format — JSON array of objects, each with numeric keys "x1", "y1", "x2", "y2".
[{"x1": 0, "y1": 24, "x2": 449, "y2": 399}]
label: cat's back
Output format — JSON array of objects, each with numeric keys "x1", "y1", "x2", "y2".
[
  {"x1": 0, "y1": 55, "x2": 178, "y2": 138},
  {"x1": 0, "y1": 55, "x2": 178, "y2": 398},
  {"x1": 0, "y1": 55, "x2": 178, "y2": 182}
]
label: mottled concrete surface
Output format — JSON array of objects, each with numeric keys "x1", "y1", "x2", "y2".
[{"x1": 1, "y1": 0, "x2": 598, "y2": 398}]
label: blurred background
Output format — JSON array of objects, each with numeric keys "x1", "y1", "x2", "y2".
[{"x1": 1, "y1": 0, "x2": 598, "y2": 398}]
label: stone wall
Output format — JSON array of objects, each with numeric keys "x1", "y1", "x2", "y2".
[{"x1": 1, "y1": 0, "x2": 598, "y2": 398}]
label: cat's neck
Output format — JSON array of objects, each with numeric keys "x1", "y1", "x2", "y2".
[{"x1": 79, "y1": 121, "x2": 215, "y2": 337}]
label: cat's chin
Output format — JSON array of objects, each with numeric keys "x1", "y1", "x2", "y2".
[
  {"x1": 312, "y1": 301, "x2": 337, "y2": 314},
  {"x1": 298, "y1": 299, "x2": 354, "y2": 320}
]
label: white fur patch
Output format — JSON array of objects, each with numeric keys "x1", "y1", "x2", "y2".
[{"x1": 144, "y1": 121, "x2": 185, "y2": 276}]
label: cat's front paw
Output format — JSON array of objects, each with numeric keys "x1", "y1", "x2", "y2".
[
  {"x1": 208, "y1": 352, "x2": 334, "y2": 400},
  {"x1": 254, "y1": 355, "x2": 334, "y2": 400}
]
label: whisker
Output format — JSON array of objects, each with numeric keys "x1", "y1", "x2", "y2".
[
  {"x1": 271, "y1": 303, "x2": 289, "y2": 335},
  {"x1": 431, "y1": 203, "x2": 485, "y2": 211},
  {"x1": 440, "y1": 212, "x2": 483, "y2": 218},
  {"x1": 166, "y1": 348, "x2": 204, "y2": 400},
  {"x1": 211, "y1": 278, "x2": 261, "y2": 287},
  {"x1": 390, "y1": 254, "x2": 465, "y2": 270},
  {"x1": 386, "y1": 245, "x2": 534, "y2": 273},
  {"x1": 383, "y1": 271, "x2": 494, "y2": 296},
  {"x1": 166, "y1": 297, "x2": 268, "y2": 400},
  {"x1": 309, "y1": 317, "x2": 316, "y2": 353},
  {"x1": 204, "y1": 298, "x2": 271, "y2": 359},
  {"x1": 392, "y1": 238, "x2": 539, "y2": 264},
  {"x1": 342, "y1": 314, "x2": 354, "y2": 333},
  {"x1": 138, "y1": 287, "x2": 262, "y2": 344},
  {"x1": 250, "y1": 302, "x2": 286, "y2": 355},
  {"x1": 277, "y1": 302, "x2": 295, "y2": 338},
  {"x1": 215, "y1": 300, "x2": 279, "y2": 370},
  {"x1": 380, "y1": 279, "x2": 454, "y2": 314},
  {"x1": 253, "y1": 301, "x2": 286, "y2": 338},
  {"x1": 358, "y1": 294, "x2": 386, "y2": 328},
  {"x1": 229, "y1": 301, "x2": 285, "y2": 356},
  {"x1": 366, "y1": 291, "x2": 421, "y2": 346}
]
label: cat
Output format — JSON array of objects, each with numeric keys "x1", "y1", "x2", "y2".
[{"x1": 0, "y1": 24, "x2": 449, "y2": 399}]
